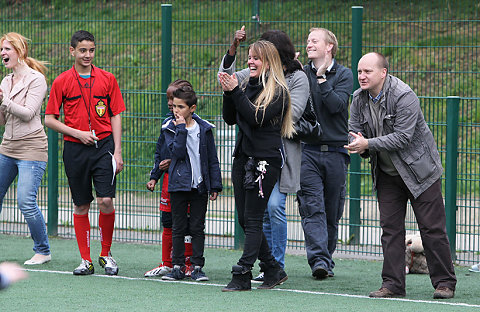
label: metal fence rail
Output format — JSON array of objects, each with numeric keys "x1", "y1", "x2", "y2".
[{"x1": 0, "y1": 0, "x2": 478, "y2": 265}]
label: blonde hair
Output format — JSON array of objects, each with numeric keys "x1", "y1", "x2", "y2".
[
  {"x1": 309, "y1": 27, "x2": 338, "y2": 57},
  {"x1": 0, "y1": 32, "x2": 48, "y2": 75},
  {"x1": 245, "y1": 40, "x2": 294, "y2": 138}
]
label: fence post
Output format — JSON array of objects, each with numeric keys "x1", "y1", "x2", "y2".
[
  {"x1": 445, "y1": 96, "x2": 459, "y2": 260},
  {"x1": 161, "y1": 4, "x2": 172, "y2": 116},
  {"x1": 252, "y1": 0, "x2": 260, "y2": 35},
  {"x1": 160, "y1": 4, "x2": 172, "y2": 231},
  {"x1": 47, "y1": 128, "x2": 58, "y2": 236},
  {"x1": 348, "y1": 6, "x2": 363, "y2": 244}
]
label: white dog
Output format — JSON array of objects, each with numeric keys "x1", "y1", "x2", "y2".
[{"x1": 405, "y1": 234, "x2": 428, "y2": 274}]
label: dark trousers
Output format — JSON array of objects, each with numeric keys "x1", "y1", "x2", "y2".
[
  {"x1": 232, "y1": 154, "x2": 280, "y2": 269},
  {"x1": 298, "y1": 149, "x2": 349, "y2": 273},
  {"x1": 377, "y1": 170, "x2": 457, "y2": 294},
  {"x1": 170, "y1": 190, "x2": 208, "y2": 267}
]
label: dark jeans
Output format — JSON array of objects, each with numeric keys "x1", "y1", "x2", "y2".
[
  {"x1": 170, "y1": 190, "x2": 208, "y2": 267},
  {"x1": 232, "y1": 154, "x2": 280, "y2": 269},
  {"x1": 377, "y1": 170, "x2": 457, "y2": 294},
  {"x1": 298, "y1": 148, "x2": 349, "y2": 273}
]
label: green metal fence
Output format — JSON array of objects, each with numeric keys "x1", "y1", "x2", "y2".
[{"x1": 0, "y1": 0, "x2": 478, "y2": 265}]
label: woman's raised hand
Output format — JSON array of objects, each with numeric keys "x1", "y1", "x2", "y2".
[
  {"x1": 229, "y1": 25, "x2": 246, "y2": 56},
  {"x1": 218, "y1": 72, "x2": 238, "y2": 92}
]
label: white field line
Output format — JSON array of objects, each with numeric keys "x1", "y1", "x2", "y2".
[{"x1": 25, "y1": 268, "x2": 480, "y2": 309}]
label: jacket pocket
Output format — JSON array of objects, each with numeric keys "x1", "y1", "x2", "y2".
[
  {"x1": 383, "y1": 114, "x2": 396, "y2": 132},
  {"x1": 403, "y1": 149, "x2": 436, "y2": 183}
]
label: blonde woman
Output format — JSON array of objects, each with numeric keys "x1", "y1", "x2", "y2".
[
  {"x1": 219, "y1": 40, "x2": 293, "y2": 291},
  {"x1": 0, "y1": 32, "x2": 51, "y2": 265}
]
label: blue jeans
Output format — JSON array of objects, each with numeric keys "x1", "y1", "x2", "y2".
[
  {"x1": 263, "y1": 182, "x2": 287, "y2": 268},
  {"x1": 0, "y1": 154, "x2": 50, "y2": 255}
]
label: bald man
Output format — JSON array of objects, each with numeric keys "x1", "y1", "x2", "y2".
[{"x1": 346, "y1": 52, "x2": 456, "y2": 299}]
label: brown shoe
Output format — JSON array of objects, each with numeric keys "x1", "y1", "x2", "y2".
[
  {"x1": 369, "y1": 287, "x2": 405, "y2": 298},
  {"x1": 433, "y1": 287, "x2": 455, "y2": 299}
]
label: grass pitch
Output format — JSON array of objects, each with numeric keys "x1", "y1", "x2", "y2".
[{"x1": 1, "y1": 234, "x2": 479, "y2": 312}]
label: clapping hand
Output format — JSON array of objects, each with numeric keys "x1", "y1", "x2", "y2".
[
  {"x1": 316, "y1": 50, "x2": 333, "y2": 77},
  {"x1": 344, "y1": 132, "x2": 368, "y2": 154},
  {"x1": 218, "y1": 72, "x2": 238, "y2": 92}
]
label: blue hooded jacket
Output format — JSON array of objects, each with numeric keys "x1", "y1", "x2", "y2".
[{"x1": 164, "y1": 113, "x2": 222, "y2": 194}]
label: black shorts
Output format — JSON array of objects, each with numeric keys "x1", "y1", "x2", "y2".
[{"x1": 63, "y1": 134, "x2": 116, "y2": 206}]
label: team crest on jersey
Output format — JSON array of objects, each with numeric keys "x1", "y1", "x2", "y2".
[{"x1": 95, "y1": 100, "x2": 106, "y2": 117}]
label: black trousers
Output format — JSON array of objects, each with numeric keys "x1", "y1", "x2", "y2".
[
  {"x1": 232, "y1": 154, "x2": 280, "y2": 269},
  {"x1": 376, "y1": 170, "x2": 457, "y2": 294},
  {"x1": 170, "y1": 190, "x2": 208, "y2": 267}
]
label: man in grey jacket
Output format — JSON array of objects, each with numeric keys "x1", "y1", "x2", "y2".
[{"x1": 346, "y1": 52, "x2": 456, "y2": 299}]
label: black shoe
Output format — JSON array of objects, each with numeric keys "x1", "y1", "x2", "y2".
[
  {"x1": 312, "y1": 265, "x2": 328, "y2": 279},
  {"x1": 162, "y1": 265, "x2": 186, "y2": 281},
  {"x1": 73, "y1": 259, "x2": 94, "y2": 275},
  {"x1": 257, "y1": 262, "x2": 288, "y2": 289},
  {"x1": 191, "y1": 266, "x2": 209, "y2": 282},
  {"x1": 222, "y1": 265, "x2": 252, "y2": 292}
]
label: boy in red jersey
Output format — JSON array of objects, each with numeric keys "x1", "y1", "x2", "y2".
[{"x1": 45, "y1": 30, "x2": 125, "y2": 276}]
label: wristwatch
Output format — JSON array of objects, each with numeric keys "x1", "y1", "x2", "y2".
[{"x1": 316, "y1": 74, "x2": 326, "y2": 80}]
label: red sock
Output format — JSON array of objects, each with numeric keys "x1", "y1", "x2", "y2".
[
  {"x1": 74, "y1": 213, "x2": 91, "y2": 262},
  {"x1": 99, "y1": 210, "x2": 115, "y2": 257},
  {"x1": 185, "y1": 239, "x2": 193, "y2": 267},
  {"x1": 162, "y1": 227, "x2": 173, "y2": 268}
]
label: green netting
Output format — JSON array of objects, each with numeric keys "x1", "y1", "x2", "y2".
[{"x1": 0, "y1": 0, "x2": 478, "y2": 264}]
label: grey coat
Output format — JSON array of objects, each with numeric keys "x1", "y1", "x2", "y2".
[
  {"x1": 219, "y1": 55, "x2": 309, "y2": 193},
  {"x1": 349, "y1": 75, "x2": 443, "y2": 198}
]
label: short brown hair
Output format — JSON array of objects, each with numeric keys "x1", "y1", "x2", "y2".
[
  {"x1": 167, "y1": 79, "x2": 193, "y2": 99},
  {"x1": 172, "y1": 82, "x2": 197, "y2": 107}
]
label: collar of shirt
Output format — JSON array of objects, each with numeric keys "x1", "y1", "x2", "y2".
[
  {"x1": 369, "y1": 90, "x2": 383, "y2": 104},
  {"x1": 311, "y1": 59, "x2": 335, "y2": 73},
  {"x1": 72, "y1": 64, "x2": 97, "y2": 78}
]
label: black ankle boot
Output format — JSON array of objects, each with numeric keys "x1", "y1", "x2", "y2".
[
  {"x1": 257, "y1": 262, "x2": 288, "y2": 289},
  {"x1": 222, "y1": 265, "x2": 252, "y2": 292}
]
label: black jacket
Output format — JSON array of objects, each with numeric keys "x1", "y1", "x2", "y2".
[
  {"x1": 304, "y1": 60, "x2": 353, "y2": 146},
  {"x1": 223, "y1": 77, "x2": 287, "y2": 165}
]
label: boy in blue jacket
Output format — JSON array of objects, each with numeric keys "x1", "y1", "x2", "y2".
[
  {"x1": 145, "y1": 80, "x2": 195, "y2": 277},
  {"x1": 162, "y1": 82, "x2": 222, "y2": 281}
]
